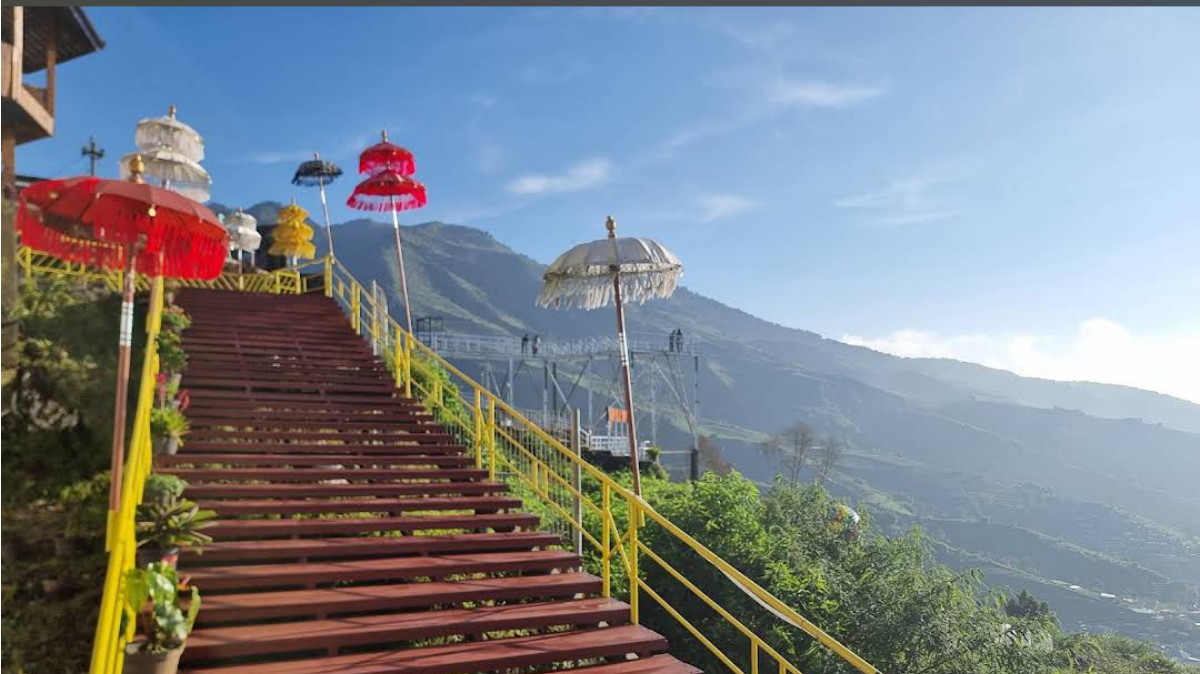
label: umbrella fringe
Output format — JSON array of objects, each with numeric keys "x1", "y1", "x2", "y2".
[
  {"x1": 345, "y1": 194, "x2": 426, "y2": 212},
  {"x1": 537, "y1": 268, "x2": 681, "y2": 310}
]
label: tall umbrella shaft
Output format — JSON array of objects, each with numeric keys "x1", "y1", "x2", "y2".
[
  {"x1": 109, "y1": 251, "x2": 137, "y2": 511},
  {"x1": 390, "y1": 196, "x2": 414, "y2": 335},
  {"x1": 318, "y1": 177, "x2": 336, "y2": 257},
  {"x1": 612, "y1": 268, "x2": 642, "y2": 495}
]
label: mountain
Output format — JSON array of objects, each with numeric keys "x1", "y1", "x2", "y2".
[{"x1": 220, "y1": 204, "x2": 1200, "y2": 655}]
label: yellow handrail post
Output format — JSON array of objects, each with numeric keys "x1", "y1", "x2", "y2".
[
  {"x1": 350, "y1": 281, "x2": 361, "y2": 334},
  {"x1": 487, "y1": 398, "x2": 497, "y2": 481},
  {"x1": 601, "y1": 483, "x2": 612, "y2": 597},
  {"x1": 273, "y1": 272, "x2": 282, "y2": 294},
  {"x1": 403, "y1": 332, "x2": 413, "y2": 398},
  {"x1": 629, "y1": 497, "x2": 640, "y2": 623},
  {"x1": 400, "y1": 326, "x2": 410, "y2": 388},
  {"x1": 324, "y1": 255, "x2": 333, "y2": 297},
  {"x1": 473, "y1": 388, "x2": 484, "y2": 470}
]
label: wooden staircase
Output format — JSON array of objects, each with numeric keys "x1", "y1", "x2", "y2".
[{"x1": 166, "y1": 289, "x2": 699, "y2": 674}]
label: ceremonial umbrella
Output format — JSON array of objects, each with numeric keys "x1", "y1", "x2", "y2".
[
  {"x1": 537, "y1": 216, "x2": 682, "y2": 495},
  {"x1": 223, "y1": 208, "x2": 262, "y2": 272},
  {"x1": 119, "y1": 105, "x2": 212, "y2": 203},
  {"x1": 358, "y1": 130, "x2": 416, "y2": 176},
  {"x1": 346, "y1": 168, "x2": 427, "y2": 334},
  {"x1": 16, "y1": 156, "x2": 228, "y2": 512},
  {"x1": 292, "y1": 153, "x2": 343, "y2": 256}
]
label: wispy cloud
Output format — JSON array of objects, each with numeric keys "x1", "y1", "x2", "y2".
[
  {"x1": 468, "y1": 93, "x2": 498, "y2": 110},
  {"x1": 835, "y1": 172, "x2": 961, "y2": 226},
  {"x1": 507, "y1": 158, "x2": 613, "y2": 196},
  {"x1": 841, "y1": 319, "x2": 1200, "y2": 404},
  {"x1": 660, "y1": 78, "x2": 886, "y2": 155},
  {"x1": 767, "y1": 80, "x2": 886, "y2": 108},
  {"x1": 697, "y1": 194, "x2": 759, "y2": 222},
  {"x1": 230, "y1": 132, "x2": 379, "y2": 166}
]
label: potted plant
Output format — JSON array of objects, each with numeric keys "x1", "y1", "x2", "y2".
[
  {"x1": 136, "y1": 497, "x2": 216, "y2": 567},
  {"x1": 123, "y1": 562, "x2": 200, "y2": 674},
  {"x1": 150, "y1": 408, "x2": 189, "y2": 455},
  {"x1": 161, "y1": 305, "x2": 192, "y2": 334},
  {"x1": 143, "y1": 474, "x2": 188, "y2": 508},
  {"x1": 156, "y1": 331, "x2": 188, "y2": 389}
]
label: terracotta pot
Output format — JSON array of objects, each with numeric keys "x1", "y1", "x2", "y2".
[{"x1": 124, "y1": 643, "x2": 184, "y2": 674}]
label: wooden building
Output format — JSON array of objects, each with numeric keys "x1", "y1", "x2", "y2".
[{"x1": 2, "y1": 6, "x2": 104, "y2": 186}]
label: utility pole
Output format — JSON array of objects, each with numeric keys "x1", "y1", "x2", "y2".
[{"x1": 81, "y1": 137, "x2": 105, "y2": 176}]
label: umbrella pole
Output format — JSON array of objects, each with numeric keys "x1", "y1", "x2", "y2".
[
  {"x1": 390, "y1": 196, "x2": 414, "y2": 335},
  {"x1": 318, "y1": 176, "x2": 336, "y2": 258},
  {"x1": 108, "y1": 249, "x2": 138, "y2": 513},
  {"x1": 612, "y1": 268, "x2": 642, "y2": 495}
]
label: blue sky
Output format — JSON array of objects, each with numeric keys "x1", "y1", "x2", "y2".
[{"x1": 20, "y1": 7, "x2": 1200, "y2": 401}]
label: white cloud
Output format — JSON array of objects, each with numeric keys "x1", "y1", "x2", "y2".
[
  {"x1": 767, "y1": 80, "x2": 886, "y2": 108},
  {"x1": 506, "y1": 158, "x2": 613, "y2": 196},
  {"x1": 841, "y1": 319, "x2": 1200, "y2": 404},
  {"x1": 697, "y1": 194, "x2": 759, "y2": 222},
  {"x1": 836, "y1": 173, "x2": 961, "y2": 226},
  {"x1": 659, "y1": 79, "x2": 885, "y2": 155}
]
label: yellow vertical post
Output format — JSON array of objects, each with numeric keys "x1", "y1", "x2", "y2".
[
  {"x1": 473, "y1": 388, "x2": 483, "y2": 469},
  {"x1": 601, "y1": 483, "x2": 612, "y2": 597},
  {"x1": 398, "y1": 326, "x2": 412, "y2": 388},
  {"x1": 273, "y1": 272, "x2": 282, "y2": 294},
  {"x1": 350, "y1": 282, "x2": 361, "y2": 334},
  {"x1": 324, "y1": 255, "x2": 333, "y2": 297},
  {"x1": 629, "y1": 497, "x2": 639, "y2": 623},
  {"x1": 487, "y1": 398, "x2": 497, "y2": 481},
  {"x1": 403, "y1": 332, "x2": 413, "y2": 398}
]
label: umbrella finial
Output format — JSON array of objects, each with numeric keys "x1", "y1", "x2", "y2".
[
  {"x1": 606, "y1": 215, "x2": 617, "y2": 238},
  {"x1": 129, "y1": 154, "x2": 146, "y2": 184},
  {"x1": 168, "y1": 104, "x2": 177, "y2": 118},
  {"x1": 314, "y1": 151, "x2": 321, "y2": 160},
  {"x1": 381, "y1": 130, "x2": 389, "y2": 142}
]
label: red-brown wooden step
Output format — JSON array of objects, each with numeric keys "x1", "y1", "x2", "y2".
[
  {"x1": 164, "y1": 467, "x2": 484, "y2": 483},
  {"x1": 158, "y1": 453, "x2": 471, "y2": 468},
  {"x1": 203, "y1": 512, "x2": 537, "y2": 538},
  {"x1": 570, "y1": 655, "x2": 702, "y2": 674},
  {"x1": 183, "y1": 481, "x2": 506, "y2": 500},
  {"x1": 184, "y1": 531, "x2": 561, "y2": 563},
  {"x1": 179, "y1": 442, "x2": 465, "y2": 456},
  {"x1": 186, "y1": 550, "x2": 580, "y2": 591},
  {"x1": 179, "y1": 625, "x2": 667, "y2": 674},
  {"x1": 185, "y1": 598, "x2": 629, "y2": 661},
  {"x1": 196, "y1": 495, "x2": 520, "y2": 516}
]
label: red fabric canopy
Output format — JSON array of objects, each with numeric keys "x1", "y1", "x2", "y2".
[
  {"x1": 358, "y1": 140, "x2": 416, "y2": 177},
  {"x1": 16, "y1": 176, "x2": 229, "y2": 280},
  {"x1": 345, "y1": 171, "x2": 428, "y2": 213}
]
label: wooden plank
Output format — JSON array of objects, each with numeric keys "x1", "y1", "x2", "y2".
[
  {"x1": 203, "y1": 512, "x2": 538, "y2": 538},
  {"x1": 185, "y1": 531, "x2": 560, "y2": 564},
  {"x1": 184, "y1": 598, "x2": 629, "y2": 661},
  {"x1": 162, "y1": 467, "x2": 485, "y2": 483},
  {"x1": 195, "y1": 495, "x2": 521, "y2": 516},
  {"x1": 179, "y1": 625, "x2": 667, "y2": 674},
  {"x1": 185, "y1": 549, "x2": 581, "y2": 591}
]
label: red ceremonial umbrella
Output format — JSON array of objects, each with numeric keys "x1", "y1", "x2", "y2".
[
  {"x1": 346, "y1": 167, "x2": 427, "y2": 334},
  {"x1": 358, "y1": 130, "x2": 416, "y2": 177},
  {"x1": 16, "y1": 155, "x2": 228, "y2": 512}
]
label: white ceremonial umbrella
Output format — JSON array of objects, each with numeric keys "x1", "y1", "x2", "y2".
[
  {"x1": 537, "y1": 215, "x2": 682, "y2": 494},
  {"x1": 223, "y1": 208, "x2": 262, "y2": 272},
  {"x1": 120, "y1": 105, "x2": 212, "y2": 202}
]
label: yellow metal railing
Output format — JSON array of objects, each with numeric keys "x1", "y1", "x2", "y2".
[
  {"x1": 87, "y1": 276, "x2": 164, "y2": 674},
  {"x1": 16, "y1": 247, "x2": 307, "y2": 295},
  {"x1": 325, "y1": 257, "x2": 881, "y2": 674},
  {"x1": 20, "y1": 248, "x2": 879, "y2": 674}
]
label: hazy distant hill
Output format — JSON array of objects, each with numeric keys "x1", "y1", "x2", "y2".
[{"x1": 215, "y1": 203, "x2": 1200, "y2": 649}]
